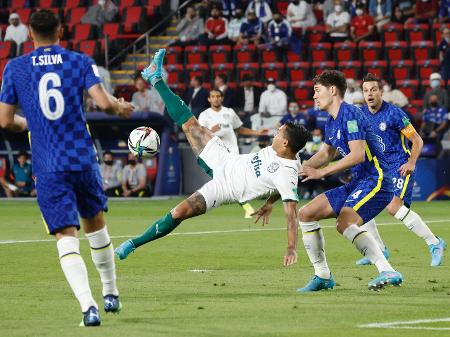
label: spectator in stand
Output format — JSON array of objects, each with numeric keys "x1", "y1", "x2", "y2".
[
  {"x1": 222, "y1": 0, "x2": 238, "y2": 17},
  {"x1": 439, "y1": 0, "x2": 450, "y2": 22},
  {"x1": 307, "y1": 104, "x2": 329, "y2": 132},
  {"x1": 382, "y1": 79, "x2": 409, "y2": 108},
  {"x1": 81, "y1": 0, "x2": 118, "y2": 28},
  {"x1": 419, "y1": 94, "x2": 449, "y2": 142},
  {"x1": 277, "y1": 101, "x2": 309, "y2": 128},
  {"x1": 325, "y1": 0, "x2": 351, "y2": 43},
  {"x1": 131, "y1": 75, "x2": 165, "y2": 114},
  {"x1": 369, "y1": 0, "x2": 392, "y2": 30},
  {"x1": 344, "y1": 78, "x2": 363, "y2": 104},
  {"x1": 267, "y1": 13, "x2": 292, "y2": 59},
  {"x1": 4, "y1": 13, "x2": 29, "y2": 56},
  {"x1": 174, "y1": 6, "x2": 204, "y2": 46},
  {"x1": 246, "y1": 0, "x2": 273, "y2": 24},
  {"x1": 8, "y1": 151, "x2": 36, "y2": 197},
  {"x1": 202, "y1": 7, "x2": 229, "y2": 45},
  {"x1": 257, "y1": 78, "x2": 288, "y2": 129},
  {"x1": 392, "y1": 0, "x2": 415, "y2": 21},
  {"x1": 350, "y1": 5, "x2": 375, "y2": 42},
  {"x1": 100, "y1": 151, "x2": 123, "y2": 197},
  {"x1": 439, "y1": 27, "x2": 450, "y2": 88},
  {"x1": 95, "y1": 57, "x2": 113, "y2": 95},
  {"x1": 185, "y1": 75, "x2": 210, "y2": 118},
  {"x1": 196, "y1": 0, "x2": 213, "y2": 21},
  {"x1": 238, "y1": 9, "x2": 264, "y2": 45},
  {"x1": 391, "y1": 5, "x2": 408, "y2": 23},
  {"x1": 423, "y1": 73, "x2": 449, "y2": 110},
  {"x1": 235, "y1": 74, "x2": 263, "y2": 128},
  {"x1": 121, "y1": 153, "x2": 148, "y2": 197},
  {"x1": 287, "y1": 0, "x2": 317, "y2": 34},
  {"x1": 214, "y1": 73, "x2": 236, "y2": 108},
  {"x1": 228, "y1": 8, "x2": 245, "y2": 43},
  {"x1": 408, "y1": 0, "x2": 437, "y2": 23}
]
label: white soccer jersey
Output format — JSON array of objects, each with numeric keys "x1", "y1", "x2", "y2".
[{"x1": 198, "y1": 107, "x2": 243, "y2": 154}]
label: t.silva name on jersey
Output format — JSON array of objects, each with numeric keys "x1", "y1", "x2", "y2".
[{"x1": 32, "y1": 54, "x2": 63, "y2": 66}]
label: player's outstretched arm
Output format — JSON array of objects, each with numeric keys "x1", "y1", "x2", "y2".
[
  {"x1": 252, "y1": 193, "x2": 281, "y2": 225},
  {"x1": 302, "y1": 143, "x2": 337, "y2": 169},
  {"x1": 88, "y1": 84, "x2": 134, "y2": 118},
  {"x1": 283, "y1": 201, "x2": 298, "y2": 267},
  {"x1": 0, "y1": 102, "x2": 27, "y2": 133}
]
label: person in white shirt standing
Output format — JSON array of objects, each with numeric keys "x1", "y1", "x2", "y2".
[
  {"x1": 257, "y1": 78, "x2": 288, "y2": 130},
  {"x1": 198, "y1": 88, "x2": 268, "y2": 218},
  {"x1": 325, "y1": 0, "x2": 351, "y2": 43},
  {"x1": 287, "y1": 0, "x2": 317, "y2": 33},
  {"x1": 4, "y1": 13, "x2": 29, "y2": 55}
]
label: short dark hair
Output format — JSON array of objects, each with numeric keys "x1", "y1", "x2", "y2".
[
  {"x1": 17, "y1": 151, "x2": 29, "y2": 159},
  {"x1": 216, "y1": 73, "x2": 228, "y2": 84},
  {"x1": 313, "y1": 70, "x2": 347, "y2": 98},
  {"x1": 209, "y1": 88, "x2": 224, "y2": 97},
  {"x1": 362, "y1": 73, "x2": 382, "y2": 88},
  {"x1": 284, "y1": 122, "x2": 310, "y2": 154},
  {"x1": 242, "y1": 74, "x2": 253, "y2": 82},
  {"x1": 29, "y1": 9, "x2": 61, "y2": 40},
  {"x1": 103, "y1": 150, "x2": 113, "y2": 157},
  {"x1": 192, "y1": 75, "x2": 203, "y2": 85}
]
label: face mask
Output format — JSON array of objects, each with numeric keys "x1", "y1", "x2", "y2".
[
  {"x1": 235, "y1": 12, "x2": 243, "y2": 19},
  {"x1": 104, "y1": 160, "x2": 113, "y2": 166},
  {"x1": 289, "y1": 107, "x2": 298, "y2": 113},
  {"x1": 312, "y1": 136, "x2": 322, "y2": 144},
  {"x1": 267, "y1": 84, "x2": 276, "y2": 92},
  {"x1": 445, "y1": 36, "x2": 450, "y2": 43},
  {"x1": 383, "y1": 85, "x2": 390, "y2": 92},
  {"x1": 356, "y1": 8, "x2": 363, "y2": 16},
  {"x1": 335, "y1": 5, "x2": 342, "y2": 13},
  {"x1": 430, "y1": 79, "x2": 440, "y2": 88},
  {"x1": 430, "y1": 101, "x2": 438, "y2": 108},
  {"x1": 128, "y1": 159, "x2": 136, "y2": 166}
]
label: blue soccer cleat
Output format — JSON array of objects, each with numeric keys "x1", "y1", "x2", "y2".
[
  {"x1": 429, "y1": 237, "x2": 446, "y2": 267},
  {"x1": 356, "y1": 248, "x2": 390, "y2": 266},
  {"x1": 297, "y1": 275, "x2": 336, "y2": 293},
  {"x1": 104, "y1": 294, "x2": 122, "y2": 314},
  {"x1": 141, "y1": 49, "x2": 166, "y2": 86},
  {"x1": 79, "y1": 306, "x2": 101, "y2": 327},
  {"x1": 115, "y1": 239, "x2": 135, "y2": 260},
  {"x1": 368, "y1": 271, "x2": 403, "y2": 290}
]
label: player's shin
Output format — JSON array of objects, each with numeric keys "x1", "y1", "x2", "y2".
[
  {"x1": 342, "y1": 224, "x2": 395, "y2": 273},
  {"x1": 153, "y1": 80, "x2": 193, "y2": 126},
  {"x1": 57, "y1": 236, "x2": 97, "y2": 312},
  {"x1": 131, "y1": 212, "x2": 182, "y2": 248},
  {"x1": 395, "y1": 206, "x2": 439, "y2": 245},
  {"x1": 85, "y1": 226, "x2": 118, "y2": 296},
  {"x1": 300, "y1": 221, "x2": 331, "y2": 279},
  {"x1": 360, "y1": 219, "x2": 386, "y2": 251}
]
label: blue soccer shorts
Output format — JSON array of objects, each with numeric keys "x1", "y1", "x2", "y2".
[
  {"x1": 325, "y1": 177, "x2": 394, "y2": 223},
  {"x1": 391, "y1": 170, "x2": 415, "y2": 208},
  {"x1": 35, "y1": 169, "x2": 108, "y2": 235}
]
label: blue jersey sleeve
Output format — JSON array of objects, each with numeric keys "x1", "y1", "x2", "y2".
[
  {"x1": 391, "y1": 107, "x2": 411, "y2": 131},
  {"x1": 342, "y1": 105, "x2": 366, "y2": 142},
  {"x1": 83, "y1": 56, "x2": 102, "y2": 90},
  {"x1": 0, "y1": 61, "x2": 18, "y2": 105},
  {"x1": 279, "y1": 115, "x2": 289, "y2": 125},
  {"x1": 439, "y1": 108, "x2": 448, "y2": 123}
]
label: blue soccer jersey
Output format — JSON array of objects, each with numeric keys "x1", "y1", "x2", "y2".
[
  {"x1": 279, "y1": 112, "x2": 308, "y2": 127},
  {"x1": 0, "y1": 45, "x2": 101, "y2": 174}
]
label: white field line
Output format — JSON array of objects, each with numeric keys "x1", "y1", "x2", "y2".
[
  {"x1": 0, "y1": 219, "x2": 448, "y2": 245},
  {"x1": 358, "y1": 317, "x2": 450, "y2": 331}
]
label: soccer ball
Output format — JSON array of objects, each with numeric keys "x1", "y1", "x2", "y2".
[{"x1": 128, "y1": 126, "x2": 160, "y2": 158}]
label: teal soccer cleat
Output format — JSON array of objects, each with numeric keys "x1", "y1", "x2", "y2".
[
  {"x1": 115, "y1": 239, "x2": 135, "y2": 260},
  {"x1": 368, "y1": 271, "x2": 403, "y2": 290},
  {"x1": 297, "y1": 275, "x2": 336, "y2": 293},
  {"x1": 104, "y1": 294, "x2": 122, "y2": 314},
  {"x1": 356, "y1": 248, "x2": 390, "y2": 266},
  {"x1": 141, "y1": 48, "x2": 166, "y2": 86},
  {"x1": 429, "y1": 237, "x2": 446, "y2": 267},
  {"x1": 79, "y1": 306, "x2": 101, "y2": 327}
]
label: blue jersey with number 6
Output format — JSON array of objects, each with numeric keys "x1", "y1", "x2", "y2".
[{"x1": 0, "y1": 45, "x2": 101, "y2": 174}]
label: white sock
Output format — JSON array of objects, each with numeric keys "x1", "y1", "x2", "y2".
[
  {"x1": 86, "y1": 226, "x2": 119, "y2": 296},
  {"x1": 342, "y1": 224, "x2": 395, "y2": 273},
  {"x1": 395, "y1": 206, "x2": 439, "y2": 245},
  {"x1": 300, "y1": 221, "x2": 331, "y2": 279},
  {"x1": 57, "y1": 236, "x2": 97, "y2": 312},
  {"x1": 360, "y1": 219, "x2": 386, "y2": 251}
]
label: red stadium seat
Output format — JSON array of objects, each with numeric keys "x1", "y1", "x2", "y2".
[
  {"x1": 113, "y1": 85, "x2": 136, "y2": 102},
  {"x1": 396, "y1": 80, "x2": 419, "y2": 99},
  {"x1": 65, "y1": 7, "x2": 87, "y2": 31},
  {"x1": 287, "y1": 51, "x2": 302, "y2": 62},
  {"x1": 15, "y1": 9, "x2": 32, "y2": 25},
  {"x1": 363, "y1": 60, "x2": 387, "y2": 78},
  {"x1": 407, "y1": 100, "x2": 423, "y2": 116},
  {"x1": 20, "y1": 40, "x2": 34, "y2": 55},
  {"x1": 310, "y1": 42, "x2": 332, "y2": 62},
  {"x1": 380, "y1": 22, "x2": 403, "y2": 42},
  {"x1": 261, "y1": 62, "x2": 285, "y2": 80},
  {"x1": 102, "y1": 23, "x2": 121, "y2": 39},
  {"x1": 385, "y1": 41, "x2": 408, "y2": 61},
  {"x1": 64, "y1": 0, "x2": 83, "y2": 8},
  {"x1": 0, "y1": 59, "x2": 8, "y2": 81},
  {"x1": 0, "y1": 41, "x2": 15, "y2": 59},
  {"x1": 143, "y1": 157, "x2": 158, "y2": 184},
  {"x1": 165, "y1": 64, "x2": 184, "y2": 85},
  {"x1": 334, "y1": 41, "x2": 356, "y2": 62},
  {"x1": 291, "y1": 81, "x2": 314, "y2": 101},
  {"x1": 404, "y1": 23, "x2": 429, "y2": 42},
  {"x1": 234, "y1": 44, "x2": 257, "y2": 63},
  {"x1": 306, "y1": 25, "x2": 326, "y2": 43},
  {"x1": 312, "y1": 61, "x2": 336, "y2": 75},
  {"x1": 276, "y1": 1, "x2": 289, "y2": 16},
  {"x1": 211, "y1": 63, "x2": 234, "y2": 82},
  {"x1": 432, "y1": 23, "x2": 450, "y2": 43},
  {"x1": 338, "y1": 61, "x2": 362, "y2": 79},
  {"x1": 122, "y1": 7, "x2": 144, "y2": 33},
  {"x1": 186, "y1": 63, "x2": 209, "y2": 83},
  {"x1": 185, "y1": 45, "x2": 207, "y2": 64},
  {"x1": 119, "y1": 0, "x2": 139, "y2": 10},
  {"x1": 359, "y1": 41, "x2": 382, "y2": 61},
  {"x1": 60, "y1": 40, "x2": 71, "y2": 50},
  {"x1": 260, "y1": 47, "x2": 278, "y2": 63},
  {"x1": 37, "y1": 0, "x2": 56, "y2": 7},
  {"x1": 209, "y1": 45, "x2": 232, "y2": 64},
  {"x1": 390, "y1": 60, "x2": 414, "y2": 80},
  {"x1": 410, "y1": 41, "x2": 434, "y2": 61},
  {"x1": 9, "y1": 0, "x2": 27, "y2": 10},
  {"x1": 287, "y1": 62, "x2": 310, "y2": 81},
  {"x1": 74, "y1": 40, "x2": 99, "y2": 57},
  {"x1": 237, "y1": 62, "x2": 260, "y2": 82},
  {"x1": 73, "y1": 24, "x2": 94, "y2": 44},
  {"x1": 168, "y1": 83, "x2": 186, "y2": 97},
  {"x1": 166, "y1": 46, "x2": 184, "y2": 64},
  {"x1": 416, "y1": 59, "x2": 440, "y2": 80}
]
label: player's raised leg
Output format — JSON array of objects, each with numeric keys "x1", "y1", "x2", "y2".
[
  {"x1": 297, "y1": 194, "x2": 336, "y2": 292},
  {"x1": 356, "y1": 219, "x2": 389, "y2": 265}
]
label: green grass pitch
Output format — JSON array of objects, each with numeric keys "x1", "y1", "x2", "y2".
[{"x1": 0, "y1": 199, "x2": 449, "y2": 337}]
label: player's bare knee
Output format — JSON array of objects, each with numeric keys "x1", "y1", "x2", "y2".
[
  {"x1": 336, "y1": 208, "x2": 361, "y2": 234},
  {"x1": 386, "y1": 197, "x2": 403, "y2": 216},
  {"x1": 298, "y1": 205, "x2": 315, "y2": 222},
  {"x1": 55, "y1": 226, "x2": 78, "y2": 240}
]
